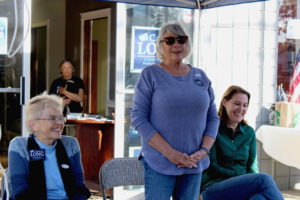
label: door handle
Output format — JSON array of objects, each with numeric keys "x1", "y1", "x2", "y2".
[{"x1": 20, "y1": 76, "x2": 25, "y2": 105}]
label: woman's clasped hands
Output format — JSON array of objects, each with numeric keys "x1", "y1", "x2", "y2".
[{"x1": 169, "y1": 149, "x2": 208, "y2": 169}]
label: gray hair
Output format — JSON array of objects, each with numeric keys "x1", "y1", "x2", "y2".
[
  {"x1": 156, "y1": 23, "x2": 192, "y2": 60},
  {"x1": 25, "y1": 92, "x2": 63, "y2": 133}
]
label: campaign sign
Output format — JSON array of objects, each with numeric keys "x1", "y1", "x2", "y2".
[
  {"x1": 0, "y1": 17, "x2": 7, "y2": 55},
  {"x1": 29, "y1": 149, "x2": 45, "y2": 161},
  {"x1": 130, "y1": 26, "x2": 161, "y2": 73}
]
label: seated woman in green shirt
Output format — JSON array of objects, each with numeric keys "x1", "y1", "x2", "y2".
[{"x1": 201, "y1": 85, "x2": 283, "y2": 200}]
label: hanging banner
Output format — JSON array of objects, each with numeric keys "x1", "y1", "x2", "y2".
[
  {"x1": 93, "y1": 0, "x2": 197, "y2": 9},
  {"x1": 94, "y1": 0, "x2": 268, "y2": 9},
  {"x1": 0, "y1": 17, "x2": 7, "y2": 55},
  {"x1": 130, "y1": 26, "x2": 160, "y2": 73}
]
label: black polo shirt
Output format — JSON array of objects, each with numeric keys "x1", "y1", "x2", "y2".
[{"x1": 49, "y1": 76, "x2": 85, "y2": 113}]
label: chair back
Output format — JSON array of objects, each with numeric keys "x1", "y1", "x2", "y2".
[
  {"x1": 0, "y1": 164, "x2": 9, "y2": 200},
  {"x1": 99, "y1": 157, "x2": 144, "y2": 200}
]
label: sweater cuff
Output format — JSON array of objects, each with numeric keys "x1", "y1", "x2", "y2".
[
  {"x1": 203, "y1": 121, "x2": 219, "y2": 139},
  {"x1": 135, "y1": 122, "x2": 157, "y2": 143}
]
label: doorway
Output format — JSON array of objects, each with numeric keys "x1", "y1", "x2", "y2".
[
  {"x1": 81, "y1": 9, "x2": 111, "y2": 116},
  {"x1": 31, "y1": 26, "x2": 47, "y2": 97}
]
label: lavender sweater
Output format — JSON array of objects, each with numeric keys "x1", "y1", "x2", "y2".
[{"x1": 131, "y1": 64, "x2": 219, "y2": 175}]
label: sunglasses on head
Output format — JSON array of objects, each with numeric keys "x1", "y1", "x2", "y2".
[{"x1": 160, "y1": 36, "x2": 188, "y2": 45}]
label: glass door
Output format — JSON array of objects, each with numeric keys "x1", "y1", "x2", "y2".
[
  {"x1": 0, "y1": 0, "x2": 31, "y2": 168},
  {"x1": 114, "y1": 2, "x2": 199, "y2": 199}
]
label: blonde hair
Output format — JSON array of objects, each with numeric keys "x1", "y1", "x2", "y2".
[
  {"x1": 25, "y1": 92, "x2": 63, "y2": 133},
  {"x1": 156, "y1": 22, "x2": 192, "y2": 60}
]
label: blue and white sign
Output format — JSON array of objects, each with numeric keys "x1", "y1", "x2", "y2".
[
  {"x1": 29, "y1": 149, "x2": 45, "y2": 161},
  {"x1": 0, "y1": 17, "x2": 7, "y2": 55},
  {"x1": 130, "y1": 26, "x2": 161, "y2": 73}
]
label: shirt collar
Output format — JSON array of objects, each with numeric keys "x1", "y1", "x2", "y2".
[
  {"x1": 33, "y1": 134, "x2": 57, "y2": 150},
  {"x1": 220, "y1": 121, "x2": 246, "y2": 135}
]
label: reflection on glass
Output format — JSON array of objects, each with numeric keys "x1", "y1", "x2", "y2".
[
  {"x1": 0, "y1": 93, "x2": 21, "y2": 167},
  {"x1": 0, "y1": 0, "x2": 24, "y2": 167},
  {"x1": 277, "y1": 0, "x2": 297, "y2": 92}
]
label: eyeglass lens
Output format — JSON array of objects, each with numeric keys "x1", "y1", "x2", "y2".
[
  {"x1": 162, "y1": 36, "x2": 188, "y2": 45},
  {"x1": 37, "y1": 117, "x2": 66, "y2": 123},
  {"x1": 51, "y1": 117, "x2": 66, "y2": 123}
]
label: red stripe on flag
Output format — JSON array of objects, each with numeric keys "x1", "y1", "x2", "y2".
[
  {"x1": 289, "y1": 50, "x2": 300, "y2": 102},
  {"x1": 290, "y1": 73, "x2": 300, "y2": 95},
  {"x1": 290, "y1": 74, "x2": 300, "y2": 102},
  {"x1": 290, "y1": 61, "x2": 299, "y2": 86},
  {"x1": 295, "y1": 94, "x2": 300, "y2": 103}
]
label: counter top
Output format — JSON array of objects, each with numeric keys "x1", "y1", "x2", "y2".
[
  {"x1": 256, "y1": 125, "x2": 300, "y2": 169},
  {"x1": 66, "y1": 118, "x2": 114, "y2": 124}
]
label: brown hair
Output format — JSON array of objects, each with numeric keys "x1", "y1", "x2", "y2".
[
  {"x1": 218, "y1": 85, "x2": 250, "y2": 125},
  {"x1": 59, "y1": 59, "x2": 75, "y2": 73}
]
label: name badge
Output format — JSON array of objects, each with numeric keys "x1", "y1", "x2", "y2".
[
  {"x1": 61, "y1": 164, "x2": 69, "y2": 169},
  {"x1": 194, "y1": 79, "x2": 203, "y2": 86},
  {"x1": 29, "y1": 149, "x2": 45, "y2": 161}
]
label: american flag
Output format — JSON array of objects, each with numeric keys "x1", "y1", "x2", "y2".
[{"x1": 289, "y1": 49, "x2": 300, "y2": 103}]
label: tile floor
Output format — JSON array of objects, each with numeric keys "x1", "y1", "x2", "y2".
[
  {"x1": 89, "y1": 189, "x2": 300, "y2": 200},
  {"x1": 281, "y1": 190, "x2": 300, "y2": 200},
  {"x1": 1, "y1": 187, "x2": 299, "y2": 199},
  {"x1": 1, "y1": 177, "x2": 300, "y2": 199}
]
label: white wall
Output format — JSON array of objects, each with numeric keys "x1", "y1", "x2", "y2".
[
  {"x1": 199, "y1": 0, "x2": 278, "y2": 128},
  {"x1": 31, "y1": 0, "x2": 66, "y2": 89},
  {"x1": 198, "y1": 0, "x2": 300, "y2": 190}
]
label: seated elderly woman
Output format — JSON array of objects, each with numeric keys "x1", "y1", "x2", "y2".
[{"x1": 6, "y1": 93, "x2": 90, "y2": 200}]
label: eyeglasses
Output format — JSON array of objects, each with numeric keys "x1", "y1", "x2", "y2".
[
  {"x1": 36, "y1": 116, "x2": 66, "y2": 123},
  {"x1": 160, "y1": 36, "x2": 188, "y2": 45}
]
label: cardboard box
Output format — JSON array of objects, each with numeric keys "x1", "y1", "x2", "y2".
[{"x1": 274, "y1": 102, "x2": 300, "y2": 128}]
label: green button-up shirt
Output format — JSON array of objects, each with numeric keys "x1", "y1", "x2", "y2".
[{"x1": 201, "y1": 122, "x2": 259, "y2": 190}]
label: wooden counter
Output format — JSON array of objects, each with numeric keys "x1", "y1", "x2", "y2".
[{"x1": 66, "y1": 119, "x2": 114, "y2": 183}]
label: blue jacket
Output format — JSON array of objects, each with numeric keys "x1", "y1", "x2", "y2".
[{"x1": 6, "y1": 135, "x2": 90, "y2": 200}]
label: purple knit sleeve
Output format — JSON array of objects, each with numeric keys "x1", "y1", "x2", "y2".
[
  {"x1": 131, "y1": 69, "x2": 157, "y2": 143},
  {"x1": 202, "y1": 76, "x2": 219, "y2": 139}
]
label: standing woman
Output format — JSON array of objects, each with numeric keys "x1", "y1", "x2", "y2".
[
  {"x1": 131, "y1": 23, "x2": 220, "y2": 200},
  {"x1": 49, "y1": 59, "x2": 85, "y2": 113},
  {"x1": 7, "y1": 93, "x2": 90, "y2": 200},
  {"x1": 201, "y1": 85, "x2": 283, "y2": 200}
]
